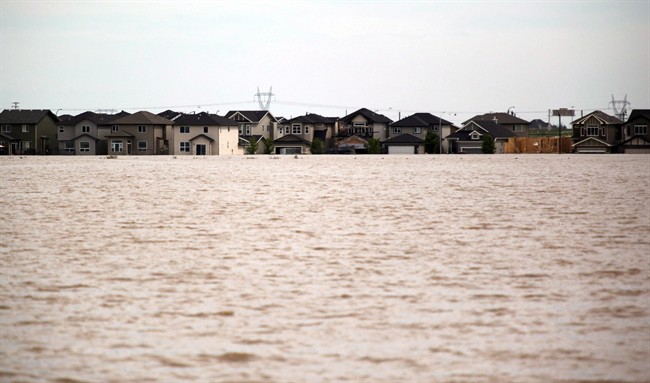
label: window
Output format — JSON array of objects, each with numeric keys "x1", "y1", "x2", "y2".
[
  {"x1": 245, "y1": 124, "x2": 251, "y2": 135},
  {"x1": 82, "y1": 125, "x2": 90, "y2": 133},
  {"x1": 305, "y1": 126, "x2": 310, "y2": 134},
  {"x1": 22, "y1": 125, "x2": 29, "y2": 133},
  {"x1": 292, "y1": 124, "x2": 302, "y2": 134},
  {"x1": 137, "y1": 141, "x2": 147, "y2": 151},
  {"x1": 204, "y1": 126, "x2": 209, "y2": 134},
  {"x1": 353, "y1": 122, "x2": 366, "y2": 128},
  {"x1": 279, "y1": 126, "x2": 284, "y2": 135},
  {"x1": 79, "y1": 141, "x2": 90, "y2": 152},
  {"x1": 512, "y1": 125, "x2": 525, "y2": 132},
  {"x1": 180, "y1": 126, "x2": 189, "y2": 133},
  {"x1": 235, "y1": 114, "x2": 246, "y2": 122},
  {"x1": 470, "y1": 131, "x2": 482, "y2": 140},
  {"x1": 238, "y1": 126, "x2": 243, "y2": 135},
  {"x1": 634, "y1": 125, "x2": 648, "y2": 135},
  {"x1": 414, "y1": 127, "x2": 421, "y2": 134},
  {"x1": 111, "y1": 140, "x2": 123, "y2": 152},
  {"x1": 59, "y1": 126, "x2": 65, "y2": 133},
  {"x1": 285, "y1": 126, "x2": 290, "y2": 134},
  {"x1": 180, "y1": 141, "x2": 190, "y2": 152},
  {"x1": 112, "y1": 125, "x2": 118, "y2": 132},
  {"x1": 1, "y1": 125, "x2": 11, "y2": 133},
  {"x1": 586, "y1": 124, "x2": 599, "y2": 136},
  {"x1": 64, "y1": 141, "x2": 75, "y2": 152},
  {"x1": 393, "y1": 127, "x2": 402, "y2": 134},
  {"x1": 138, "y1": 125, "x2": 147, "y2": 133}
]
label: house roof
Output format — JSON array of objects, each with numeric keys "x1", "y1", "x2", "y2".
[
  {"x1": 446, "y1": 120, "x2": 516, "y2": 140},
  {"x1": 225, "y1": 110, "x2": 275, "y2": 123},
  {"x1": 572, "y1": 137, "x2": 612, "y2": 147},
  {"x1": 189, "y1": 133, "x2": 215, "y2": 142},
  {"x1": 391, "y1": 113, "x2": 453, "y2": 127},
  {"x1": 110, "y1": 111, "x2": 173, "y2": 125},
  {"x1": 239, "y1": 135, "x2": 264, "y2": 144},
  {"x1": 158, "y1": 110, "x2": 183, "y2": 120},
  {"x1": 529, "y1": 119, "x2": 550, "y2": 128},
  {"x1": 625, "y1": 109, "x2": 650, "y2": 123},
  {"x1": 274, "y1": 134, "x2": 310, "y2": 144},
  {"x1": 105, "y1": 131, "x2": 135, "y2": 138},
  {"x1": 175, "y1": 112, "x2": 222, "y2": 126},
  {"x1": 208, "y1": 114, "x2": 239, "y2": 126},
  {"x1": 382, "y1": 133, "x2": 424, "y2": 144},
  {"x1": 0, "y1": 132, "x2": 18, "y2": 141},
  {"x1": 339, "y1": 108, "x2": 392, "y2": 124},
  {"x1": 572, "y1": 110, "x2": 622, "y2": 125},
  {"x1": 463, "y1": 112, "x2": 529, "y2": 125},
  {"x1": 336, "y1": 135, "x2": 368, "y2": 147},
  {"x1": 58, "y1": 111, "x2": 125, "y2": 126},
  {"x1": 283, "y1": 113, "x2": 337, "y2": 125},
  {"x1": 71, "y1": 133, "x2": 101, "y2": 141},
  {"x1": 0, "y1": 109, "x2": 59, "y2": 124}
]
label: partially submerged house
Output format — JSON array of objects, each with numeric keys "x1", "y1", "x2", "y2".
[
  {"x1": 0, "y1": 109, "x2": 59, "y2": 155},
  {"x1": 106, "y1": 111, "x2": 173, "y2": 155},
  {"x1": 619, "y1": 109, "x2": 650, "y2": 154},
  {"x1": 464, "y1": 112, "x2": 530, "y2": 137},
  {"x1": 389, "y1": 113, "x2": 456, "y2": 153},
  {"x1": 446, "y1": 120, "x2": 516, "y2": 154},
  {"x1": 169, "y1": 112, "x2": 240, "y2": 155},
  {"x1": 571, "y1": 110, "x2": 623, "y2": 153}
]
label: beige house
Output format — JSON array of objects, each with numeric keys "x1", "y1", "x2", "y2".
[
  {"x1": 276, "y1": 113, "x2": 338, "y2": 153},
  {"x1": 169, "y1": 112, "x2": 240, "y2": 155},
  {"x1": 225, "y1": 110, "x2": 278, "y2": 154},
  {"x1": 106, "y1": 111, "x2": 172, "y2": 155},
  {"x1": 337, "y1": 108, "x2": 392, "y2": 141},
  {"x1": 57, "y1": 111, "x2": 127, "y2": 155}
]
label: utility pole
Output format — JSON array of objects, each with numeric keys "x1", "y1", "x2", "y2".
[
  {"x1": 11, "y1": 101, "x2": 19, "y2": 110},
  {"x1": 552, "y1": 108, "x2": 575, "y2": 154}
]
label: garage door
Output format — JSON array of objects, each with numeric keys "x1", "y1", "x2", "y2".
[{"x1": 388, "y1": 146, "x2": 415, "y2": 154}]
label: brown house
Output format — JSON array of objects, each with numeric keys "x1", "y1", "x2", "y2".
[
  {"x1": 619, "y1": 109, "x2": 650, "y2": 153},
  {"x1": 571, "y1": 110, "x2": 623, "y2": 153},
  {"x1": 463, "y1": 112, "x2": 530, "y2": 137},
  {"x1": 0, "y1": 109, "x2": 59, "y2": 155},
  {"x1": 106, "y1": 111, "x2": 173, "y2": 155}
]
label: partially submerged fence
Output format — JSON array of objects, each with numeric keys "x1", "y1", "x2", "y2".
[{"x1": 504, "y1": 137, "x2": 573, "y2": 154}]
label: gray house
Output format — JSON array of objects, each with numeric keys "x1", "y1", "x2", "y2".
[
  {"x1": 446, "y1": 120, "x2": 516, "y2": 154},
  {"x1": 619, "y1": 109, "x2": 650, "y2": 153},
  {"x1": 464, "y1": 112, "x2": 530, "y2": 137},
  {"x1": 0, "y1": 109, "x2": 59, "y2": 155}
]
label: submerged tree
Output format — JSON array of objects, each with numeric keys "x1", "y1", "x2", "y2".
[
  {"x1": 481, "y1": 133, "x2": 495, "y2": 154},
  {"x1": 310, "y1": 138, "x2": 324, "y2": 154},
  {"x1": 262, "y1": 137, "x2": 275, "y2": 154},
  {"x1": 246, "y1": 137, "x2": 259, "y2": 155},
  {"x1": 424, "y1": 132, "x2": 441, "y2": 154},
  {"x1": 366, "y1": 138, "x2": 381, "y2": 154}
]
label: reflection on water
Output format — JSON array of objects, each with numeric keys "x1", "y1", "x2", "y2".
[{"x1": 1, "y1": 154, "x2": 649, "y2": 382}]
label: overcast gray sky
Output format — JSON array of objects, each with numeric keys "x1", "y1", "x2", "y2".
[{"x1": 1, "y1": 0, "x2": 648, "y2": 125}]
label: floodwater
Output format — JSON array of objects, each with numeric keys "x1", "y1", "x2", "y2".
[{"x1": 1, "y1": 154, "x2": 649, "y2": 383}]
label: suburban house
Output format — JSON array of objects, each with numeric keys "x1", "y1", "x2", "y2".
[
  {"x1": 619, "y1": 109, "x2": 650, "y2": 154},
  {"x1": 571, "y1": 110, "x2": 623, "y2": 153},
  {"x1": 445, "y1": 120, "x2": 516, "y2": 154},
  {"x1": 106, "y1": 111, "x2": 173, "y2": 155},
  {"x1": 337, "y1": 108, "x2": 392, "y2": 142},
  {"x1": 276, "y1": 113, "x2": 338, "y2": 153},
  {"x1": 0, "y1": 109, "x2": 59, "y2": 155},
  {"x1": 57, "y1": 111, "x2": 127, "y2": 155},
  {"x1": 388, "y1": 113, "x2": 456, "y2": 154},
  {"x1": 168, "y1": 112, "x2": 240, "y2": 155},
  {"x1": 464, "y1": 112, "x2": 530, "y2": 137},
  {"x1": 225, "y1": 110, "x2": 278, "y2": 154}
]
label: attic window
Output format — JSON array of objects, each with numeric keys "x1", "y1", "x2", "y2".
[
  {"x1": 470, "y1": 131, "x2": 482, "y2": 140},
  {"x1": 353, "y1": 122, "x2": 366, "y2": 127}
]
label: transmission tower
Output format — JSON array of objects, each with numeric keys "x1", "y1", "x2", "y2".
[
  {"x1": 254, "y1": 86, "x2": 274, "y2": 110},
  {"x1": 610, "y1": 94, "x2": 630, "y2": 121},
  {"x1": 11, "y1": 101, "x2": 19, "y2": 110}
]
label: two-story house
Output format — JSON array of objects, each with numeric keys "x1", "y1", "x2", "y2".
[
  {"x1": 445, "y1": 120, "x2": 516, "y2": 154},
  {"x1": 387, "y1": 113, "x2": 456, "y2": 154},
  {"x1": 57, "y1": 111, "x2": 126, "y2": 155},
  {"x1": 464, "y1": 112, "x2": 530, "y2": 137},
  {"x1": 105, "y1": 111, "x2": 173, "y2": 155},
  {"x1": 169, "y1": 112, "x2": 240, "y2": 155},
  {"x1": 275, "y1": 113, "x2": 338, "y2": 154},
  {"x1": 571, "y1": 110, "x2": 623, "y2": 153},
  {"x1": 337, "y1": 108, "x2": 392, "y2": 142},
  {"x1": 0, "y1": 109, "x2": 59, "y2": 155},
  {"x1": 225, "y1": 110, "x2": 279, "y2": 154},
  {"x1": 619, "y1": 109, "x2": 650, "y2": 154}
]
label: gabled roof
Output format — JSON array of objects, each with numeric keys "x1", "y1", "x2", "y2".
[
  {"x1": 391, "y1": 113, "x2": 453, "y2": 127},
  {"x1": 174, "y1": 112, "x2": 221, "y2": 126},
  {"x1": 105, "y1": 131, "x2": 135, "y2": 138},
  {"x1": 158, "y1": 110, "x2": 183, "y2": 120},
  {"x1": 446, "y1": 120, "x2": 515, "y2": 140},
  {"x1": 110, "y1": 111, "x2": 173, "y2": 125},
  {"x1": 572, "y1": 110, "x2": 622, "y2": 125},
  {"x1": 71, "y1": 133, "x2": 100, "y2": 141},
  {"x1": 58, "y1": 111, "x2": 125, "y2": 126},
  {"x1": 208, "y1": 114, "x2": 239, "y2": 126},
  {"x1": 572, "y1": 137, "x2": 612, "y2": 147},
  {"x1": 239, "y1": 135, "x2": 264, "y2": 144},
  {"x1": 189, "y1": 134, "x2": 215, "y2": 142},
  {"x1": 336, "y1": 135, "x2": 368, "y2": 147},
  {"x1": 382, "y1": 133, "x2": 424, "y2": 144},
  {"x1": 339, "y1": 108, "x2": 392, "y2": 124},
  {"x1": 225, "y1": 110, "x2": 276, "y2": 123},
  {"x1": 0, "y1": 109, "x2": 59, "y2": 124},
  {"x1": 0, "y1": 132, "x2": 18, "y2": 141},
  {"x1": 463, "y1": 112, "x2": 529, "y2": 125},
  {"x1": 274, "y1": 134, "x2": 310, "y2": 144},
  {"x1": 283, "y1": 113, "x2": 337, "y2": 125},
  {"x1": 625, "y1": 109, "x2": 650, "y2": 123}
]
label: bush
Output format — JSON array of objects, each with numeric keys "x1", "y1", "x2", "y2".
[
  {"x1": 310, "y1": 138, "x2": 324, "y2": 154},
  {"x1": 481, "y1": 134, "x2": 495, "y2": 154},
  {"x1": 366, "y1": 138, "x2": 381, "y2": 154}
]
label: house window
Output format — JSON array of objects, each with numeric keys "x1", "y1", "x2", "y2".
[
  {"x1": 305, "y1": 126, "x2": 310, "y2": 134},
  {"x1": 512, "y1": 125, "x2": 525, "y2": 132},
  {"x1": 353, "y1": 122, "x2": 366, "y2": 128},
  {"x1": 470, "y1": 131, "x2": 482, "y2": 140},
  {"x1": 180, "y1": 126, "x2": 189, "y2": 133},
  {"x1": 59, "y1": 126, "x2": 64, "y2": 133},
  {"x1": 586, "y1": 125, "x2": 599, "y2": 136},
  {"x1": 138, "y1": 141, "x2": 147, "y2": 151},
  {"x1": 238, "y1": 126, "x2": 243, "y2": 135},
  {"x1": 292, "y1": 124, "x2": 301, "y2": 134},
  {"x1": 278, "y1": 126, "x2": 284, "y2": 135},
  {"x1": 431, "y1": 126, "x2": 439, "y2": 132},
  {"x1": 180, "y1": 141, "x2": 190, "y2": 152},
  {"x1": 245, "y1": 124, "x2": 251, "y2": 135},
  {"x1": 414, "y1": 127, "x2": 421, "y2": 134},
  {"x1": 79, "y1": 141, "x2": 90, "y2": 152},
  {"x1": 82, "y1": 125, "x2": 90, "y2": 133},
  {"x1": 204, "y1": 127, "x2": 209, "y2": 134},
  {"x1": 285, "y1": 126, "x2": 290, "y2": 134},
  {"x1": 235, "y1": 114, "x2": 246, "y2": 122},
  {"x1": 138, "y1": 125, "x2": 147, "y2": 133},
  {"x1": 1, "y1": 125, "x2": 11, "y2": 133},
  {"x1": 22, "y1": 125, "x2": 29, "y2": 133},
  {"x1": 111, "y1": 140, "x2": 123, "y2": 152},
  {"x1": 634, "y1": 125, "x2": 648, "y2": 135},
  {"x1": 393, "y1": 127, "x2": 402, "y2": 134},
  {"x1": 64, "y1": 141, "x2": 75, "y2": 152},
  {"x1": 112, "y1": 125, "x2": 118, "y2": 132}
]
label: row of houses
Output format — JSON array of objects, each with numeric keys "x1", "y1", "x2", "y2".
[{"x1": 0, "y1": 107, "x2": 648, "y2": 155}]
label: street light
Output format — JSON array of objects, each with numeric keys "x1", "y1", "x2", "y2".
[{"x1": 507, "y1": 106, "x2": 515, "y2": 115}]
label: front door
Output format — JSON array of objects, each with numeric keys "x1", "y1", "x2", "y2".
[
  {"x1": 196, "y1": 144, "x2": 206, "y2": 155},
  {"x1": 127, "y1": 140, "x2": 132, "y2": 155}
]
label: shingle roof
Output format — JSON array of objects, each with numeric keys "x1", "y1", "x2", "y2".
[
  {"x1": 110, "y1": 111, "x2": 173, "y2": 125},
  {"x1": 283, "y1": 113, "x2": 337, "y2": 125},
  {"x1": 446, "y1": 121, "x2": 516, "y2": 140},
  {"x1": 339, "y1": 108, "x2": 392, "y2": 124},
  {"x1": 572, "y1": 110, "x2": 622, "y2": 125},
  {"x1": 208, "y1": 114, "x2": 239, "y2": 126},
  {"x1": 463, "y1": 112, "x2": 529, "y2": 125},
  {"x1": 391, "y1": 113, "x2": 453, "y2": 128},
  {"x1": 274, "y1": 134, "x2": 310, "y2": 144},
  {"x1": 225, "y1": 110, "x2": 272, "y2": 123},
  {"x1": 58, "y1": 111, "x2": 124, "y2": 126},
  {"x1": 382, "y1": 133, "x2": 424, "y2": 144},
  {"x1": 174, "y1": 112, "x2": 219, "y2": 126},
  {"x1": 0, "y1": 109, "x2": 58, "y2": 124},
  {"x1": 189, "y1": 134, "x2": 215, "y2": 142},
  {"x1": 626, "y1": 109, "x2": 650, "y2": 123}
]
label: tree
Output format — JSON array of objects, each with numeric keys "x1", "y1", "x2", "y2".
[
  {"x1": 310, "y1": 138, "x2": 324, "y2": 154},
  {"x1": 424, "y1": 132, "x2": 440, "y2": 154},
  {"x1": 366, "y1": 138, "x2": 381, "y2": 154},
  {"x1": 246, "y1": 137, "x2": 259, "y2": 155},
  {"x1": 481, "y1": 133, "x2": 495, "y2": 154},
  {"x1": 262, "y1": 137, "x2": 275, "y2": 154}
]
